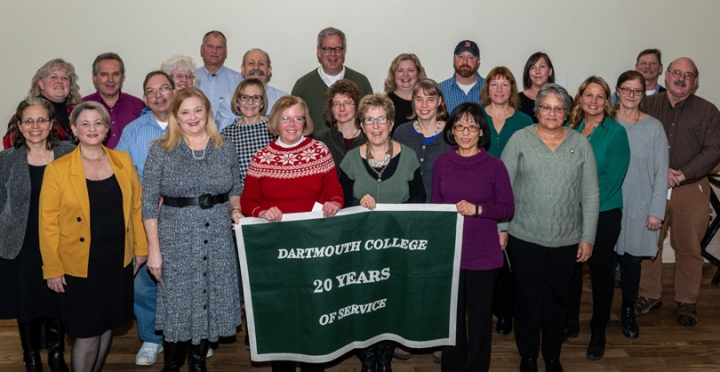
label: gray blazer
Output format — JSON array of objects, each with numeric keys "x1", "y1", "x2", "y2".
[{"x1": 0, "y1": 142, "x2": 75, "y2": 259}]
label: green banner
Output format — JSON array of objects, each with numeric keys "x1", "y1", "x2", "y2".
[{"x1": 235, "y1": 204, "x2": 463, "y2": 363}]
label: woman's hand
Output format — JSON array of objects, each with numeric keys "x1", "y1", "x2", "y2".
[
  {"x1": 577, "y1": 241, "x2": 593, "y2": 262},
  {"x1": 322, "y1": 201, "x2": 342, "y2": 218},
  {"x1": 134, "y1": 255, "x2": 148, "y2": 276},
  {"x1": 498, "y1": 232, "x2": 509, "y2": 250},
  {"x1": 231, "y1": 208, "x2": 244, "y2": 229},
  {"x1": 359, "y1": 195, "x2": 376, "y2": 210},
  {"x1": 260, "y1": 206, "x2": 283, "y2": 222},
  {"x1": 147, "y1": 249, "x2": 163, "y2": 281},
  {"x1": 456, "y1": 200, "x2": 480, "y2": 216},
  {"x1": 47, "y1": 276, "x2": 67, "y2": 293},
  {"x1": 646, "y1": 216, "x2": 662, "y2": 231}
]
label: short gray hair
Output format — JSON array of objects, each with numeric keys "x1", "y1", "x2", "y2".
[
  {"x1": 160, "y1": 54, "x2": 200, "y2": 87},
  {"x1": 317, "y1": 27, "x2": 346, "y2": 48},
  {"x1": 70, "y1": 101, "x2": 112, "y2": 131},
  {"x1": 535, "y1": 83, "x2": 572, "y2": 118}
]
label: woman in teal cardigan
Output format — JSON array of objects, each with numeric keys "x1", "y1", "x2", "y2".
[{"x1": 565, "y1": 76, "x2": 630, "y2": 360}]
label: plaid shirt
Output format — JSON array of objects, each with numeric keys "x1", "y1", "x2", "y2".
[{"x1": 220, "y1": 119, "x2": 275, "y2": 184}]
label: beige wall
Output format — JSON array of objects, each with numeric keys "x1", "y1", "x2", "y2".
[{"x1": 1, "y1": 0, "x2": 719, "y2": 133}]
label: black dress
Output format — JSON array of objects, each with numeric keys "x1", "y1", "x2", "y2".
[
  {"x1": 388, "y1": 92, "x2": 414, "y2": 135},
  {"x1": 56, "y1": 174, "x2": 133, "y2": 338},
  {"x1": 518, "y1": 92, "x2": 538, "y2": 124},
  {"x1": 0, "y1": 165, "x2": 59, "y2": 322}
]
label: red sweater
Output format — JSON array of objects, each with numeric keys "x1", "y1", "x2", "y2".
[{"x1": 241, "y1": 137, "x2": 344, "y2": 217}]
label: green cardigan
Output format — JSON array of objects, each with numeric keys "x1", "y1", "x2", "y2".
[
  {"x1": 291, "y1": 67, "x2": 373, "y2": 135},
  {"x1": 573, "y1": 117, "x2": 630, "y2": 212}
]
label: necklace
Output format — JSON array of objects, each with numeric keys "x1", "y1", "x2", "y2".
[
  {"x1": 80, "y1": 149, "x2": 106, "y2": 162},
  {"x1": 619, "y1": 110, "x2": 642, "y2": 131},
  {"x1": 343, "y1": 128, "x2": 361, "y2": 139},
  {"x1": 366, "y1": 140, "x2": 393, "y2": 182},
  {"x1": 191, "y1": 147, "x2": 206, "y2": 160},
  {"x1": 413, "y1": 120, "x2": 442, "y2": 138}
]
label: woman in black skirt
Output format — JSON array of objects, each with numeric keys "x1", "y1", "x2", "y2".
[
  {"x1": 0, "y1": 98, "x2": 74, "y2": 372},
  {"x1": 39, "y1": 101, "x2": 148, "y2": 372}
]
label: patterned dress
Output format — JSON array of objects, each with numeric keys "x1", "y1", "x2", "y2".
[
  {"x1": 142, "y1": 138, "x2": 242, "y2": 344},
  {"x1": 220, "y1": 119, "x2": 274, "y2": 184}
]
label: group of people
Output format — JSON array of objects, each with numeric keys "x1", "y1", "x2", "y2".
[{"x1": 0, "y1": 25, "x2": 719, "y2": 372}]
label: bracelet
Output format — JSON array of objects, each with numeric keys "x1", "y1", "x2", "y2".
[
  {"x1": 231, "y1": 207, "x2": 241, "y2": 213},
  {"x1": 474, "y1": 205, "x2": 479, "y2": 217}
]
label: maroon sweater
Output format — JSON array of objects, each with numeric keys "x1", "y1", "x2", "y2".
[{"x1": 431, "y1": 147, "x2": 514, "y2": 270}]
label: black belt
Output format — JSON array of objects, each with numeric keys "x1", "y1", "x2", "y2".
[{"x1": 163, "y1": 194, "x2": 229, "y2": 209}]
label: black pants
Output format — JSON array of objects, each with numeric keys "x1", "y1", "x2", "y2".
[
  {"x1": 492, "y1": 252, "x2": 514, "y2": 321},
  {"x1": 442, "y1": 269, "x2": 498, "y2": 372},
  {"x1": 507, "y1": 235, "x2": 577, "y2": 360},
  {"x1": 617, "y1": 252, "x2": 642, "y2": 303},
  {"x1": 567, "y1": 208, "x2": 622, "y2": 332}
]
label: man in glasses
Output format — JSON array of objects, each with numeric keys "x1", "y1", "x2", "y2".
[
  {"x1": 636, "y1": 57, "x2": 720, "y2": 326},
  {"x1": 291, "y1": 27, "x2": 373, "y2": 134},
  {"x1": 216, "y1": 48, "x2": 287, "y2": 130}
]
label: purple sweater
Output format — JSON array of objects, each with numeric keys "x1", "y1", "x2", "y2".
[{"x1": 431, "y1": 147, "x2": 515, "y2": 270}]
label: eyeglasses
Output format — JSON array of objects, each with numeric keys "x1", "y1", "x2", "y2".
[
  {"x1": 320, "y1": 46, "x2": 344, "y2": 54},
  {"x1": 618, "y1": 87, "x2": 643, "y2": 96},
  {"x1": 21, "y1": 118, "x2": 50, "y2": 126},
  {"x1": 332, "y1": 101, "x2": 354, "y2": 108},
  {"x1": 145, "y1": 86, "x2": 172, "y2": 96},
  {"x1": 281, "y1": 116, "x2": 306, "y2": 124},
  {"x1": 538, "y1": 105, "x2": 566, "y2": 115},
  {"x1": 670, "y1": 70, "x2": 696, "y2": 79},
  {"x1": 363, "y1": 117, "x2": 389, "y2": 126},
  {"x1": 453, "y1": 122, "x2": 480, "y2": 132},
  {"x1": 172, "y1": 73, "x2": 194, "y2": 80},
  {"x1": 240, "y1": 94, "x2": 263, "y2": 103}
]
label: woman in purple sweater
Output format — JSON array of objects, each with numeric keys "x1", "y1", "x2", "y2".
[{"x1": 432, "y1": 102, "x2": 515, "y2": 372}]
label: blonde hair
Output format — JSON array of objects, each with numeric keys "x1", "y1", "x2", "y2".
[
  {"x1": 384, "y1": 53, "x2": 427, "y2": 93},
  {"x1": 568, "y1": 76, "x2": 615, "y2": 129},
  {"x1": 28, "y1": 59, "x2": 82, "y2": 104},
  {"x1": 156, "y1": 87, "x2": 224, "y2": 151}
]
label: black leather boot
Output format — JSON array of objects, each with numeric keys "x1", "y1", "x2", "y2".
[
  {"x1": 44, "y1": 318, "x2": 69, "y2": 372},
  {"x1": 18, "y1": 320, "x2": 43, "y2": 372},
  {"x1": 162, "y1": 341, "x2": 188, "y2": 372},
  {"x1": 621, "y1": 301, "x2": 640, "y2": 339},
  {"x1": 357, "y1": 345, "x2": 377, "y2": 372},
  {"x1": 188, "y1": 339, "x2": 209, "y2": 372},
  {"x1": 586, "y1": 330, "x2": 606, "y2": 360},
  {"x1": 376, "y1": 341, "x2": 395, "y2": 372}
]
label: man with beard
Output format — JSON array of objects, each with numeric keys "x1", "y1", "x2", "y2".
[
  {"x1": 440, "y1": 40, "x2": 485, "y2": 113},
  {"x1": 198, "y1": 30, "x2": 243, "y2": 118},
  {"x1": 116, "y1": 71, "x2": 174, "y2": 366},
  {"x1": 216, "y1": 48, "x2": 288, "y2": 130},
  {"x1": 635, "y1": 57, "x2": 720, "y2": 326},
  {"x1": 83, "y1": 53, "x2": 144, "y2": 148},
  {"x1": 612, "y1": 49, "x2": 666, "y2": 105},
  {"x1": 291, "y1": 27, "x2": 373, "y2": 134}
]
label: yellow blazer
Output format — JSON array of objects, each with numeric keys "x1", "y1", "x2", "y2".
[{"x1": 39, "y1": 145, "x2": 148, "y2": 279}]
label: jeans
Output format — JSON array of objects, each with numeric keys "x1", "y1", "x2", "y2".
[{"x1": 134, "y1": 265, "x2": 162, "y2": 343}]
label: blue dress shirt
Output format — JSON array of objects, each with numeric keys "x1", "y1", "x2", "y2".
[{"x1": 198, "y1": 65, "x2": 243, "y2": 118}]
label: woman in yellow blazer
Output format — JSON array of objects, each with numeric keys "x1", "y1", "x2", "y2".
[{"x1": 39, "y1": 101, "x2": 148, "y2": 372}]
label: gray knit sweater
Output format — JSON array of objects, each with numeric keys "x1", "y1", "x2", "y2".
[{"x1": 501, "y1": 126, "x2": 599, "y2": 247}]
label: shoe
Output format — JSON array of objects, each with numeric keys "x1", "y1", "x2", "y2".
[
  {"x1": 136, "y1": 342, "x2": 163, "y2": 365},
  {"x1": 634, "y1": 297, "x2": 662, "y2": 316},
  {"x1": 562, "y1": 320, "x2": 579, "y2": 343},
  {"x1": 586, "y1": 331, "x2": 606, "y2": 360},
  {"x1": 207, "y1": 347, "x2": 214, "y2": 358},
  {"x1": 519, "y1": 357, "x2": 538, "y2": 372},
  {"x1": 677, "y1": 302, "x2": 698, "y2": 326},
  {"x1": 432, "y1": 350, "x2": 441, "y2": 363},
  {"x1": 161, "y1": 341, "x2": 187, "y2": 372},
  {"x1": 392, "y1": 347, "x2": 410, "y2": 360},
  {"x1": 357, "y1": 345, "x2": 377, "y2": 372},
  {"x1": 496, "y1": 317, "x2": 513, "y2": 335},
  {"x1": 544, "y1": 358, "x2": 563, "y2": 372},
  {"x1": 621, "y1": 301, "x2": 639, "y2": 339},
  {"x1": 188, "y1": 340, "x2": 210, "y2": 372},
  {"x1": 45, "y1": 317, "x2": 70, "y2": 372},
  {"x1": 376, "y1": 341, "x2": 395, "y2": 372},
  {"x1": 244, "y1": 332, "x2": 250, "y2": 350},
  {"x1": 18, "y1": 320, "x2": 43, "y2": 372}
]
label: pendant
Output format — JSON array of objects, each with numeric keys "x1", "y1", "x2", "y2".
[{"x1": 377, "y1": 178, "x2": 381, "y2": 182}]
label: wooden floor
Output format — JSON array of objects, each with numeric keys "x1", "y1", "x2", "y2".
[{"x1": 2, "y1": 264, "x2": 720, "y2": 372}]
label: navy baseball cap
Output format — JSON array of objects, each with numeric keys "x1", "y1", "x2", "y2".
[{"x1": 454, "y1": 40, "x2": 480, "y2": 57}]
